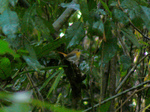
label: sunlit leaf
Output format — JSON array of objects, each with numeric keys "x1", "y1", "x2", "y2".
[
  {"x1": 0, "y1": 57, "x2": 11, "y2": 80},
  {"x1": 0, "y1": 8, "x2": 19, "y2": 36},
  {"x1": 0, "y1": 0, "x2": 9, "y2": 13},
  {"x1": 9, "y1": 0, "x2": 18, "y2": 7},
  {"x1": 0, "y1": 39, "x2": 19, "y2": 58},
  {"x1": 60, "y1": 1, "x2": 80, "y2": 10}
]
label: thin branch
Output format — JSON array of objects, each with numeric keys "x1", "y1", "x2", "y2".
[
  {"x1": 115, "y1": 85, "x2": 150, "y2": 112},
  {"x1": 130, "y1": 22, "x2": 150, "y2": 40},
  {"x1": 84, "y1": 80, "x2": 150, "y2": 112},
  {"x1": 52, "y1": 0, "x2": 77, "y2": 32},
  {"x1": 115, "y1": 53, "x2": 150, "y2": 93}
]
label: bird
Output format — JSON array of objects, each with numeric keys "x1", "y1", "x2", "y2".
[{"x1": 58, "y1": 49, "x2": 81, "y2": 65}]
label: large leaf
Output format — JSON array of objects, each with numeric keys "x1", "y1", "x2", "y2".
[
  {"x1": 99, "y1": 38, "x2": 118, "y2": 63},
  {"x1": 36, "y1": 38, "x2": 65, "y2": 58},
  {"x1": 0, "y1": 39, "x2": 19, "y2": 58},
  {"x1": 140, "y1": 6, "x2": 150, "y2": 30},
  {"x1": 112, "y1": 9, "x2": 129, "y2": 25},
  {"x1": 22, "y1": 5, "x2": 36, "y2": 34},
  {"x1": 0, "y1": 0, "x2": 9, "y2": 13},
  {"x1": 120, "y1": 0, "x2": 141, "y2": 20},
  {"x1": 99, "y1": 0, "x2": 112, "y2": 17},
  {"x1": 25, "y1": 42, "x2": 37, "y2": 60},
  {"x1": 0, "y1": 8, "x2": 19, "y2": 36},
  {"x1": 93, "y1": 20, "x2": 104, "y2": 35},
  {"x1": 66, "y1": 22, "x2": 84, "y2": 48},
  {"x1": 121, "y1": 28, "x2": 141, "y2": 48},
  {"x1": 120, "y1": 55, "x2": 131, "y2": 71},
  {"x1": 33, "y1": 15, "x2": 51, "y2": 38},
  {"x1": 0, "y1": 57, "x2": 11, "y2": 80},
  {"x1": 47, "y1": 69, "x2": 64, "y2": 98},
  {"x1": 9, "y1": 0, "x2": 18, "y2": 7},
  {"x1": 79, "y1": 1, "x2": 90, "y2": 23},
  {"x1": 23, "y1": 56, "x2": 44, "y2": 71},
  {"x1": 60, "y1": 1, "x2": 80, "y2": 10}
]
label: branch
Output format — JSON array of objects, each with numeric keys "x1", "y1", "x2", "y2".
[
  {"x1": 84, "y1": 80, "x2": 150, "y2": 112},
  {"x1": 115, "y1": 53, "x2": 150, "y2": 93},
  {"x1": 52, "y1": 0, "x2": 77, "y2": 31},
  {"x1": 130, "y1": 22, "x2": 150, "y2": 40},
  {"x1": 115, "y1": 85, "x2": 150, "y2": 112}
]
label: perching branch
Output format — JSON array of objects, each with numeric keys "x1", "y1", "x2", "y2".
[
  {"x1": 52, "y1": 0, "x2": 77, "y2": 31},
  {"x1": 130, "y1": 22, "x2": 150, "y2": 40},
  {"x1": 115, "y1": 85, "x2": 150, "y2": 112},
  {"x1": 84, "y1": 80, "x2": 150, "y2": 112},
  {"x1": 115, "y1": 53, "x2": 150, "y2": 93}
]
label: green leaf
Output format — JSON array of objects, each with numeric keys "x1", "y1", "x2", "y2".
[
  {"x1": 79, "y1": 1, "x2": 90, "y2": 23},
  {"x1": 140, "y1": 6, "x2": 150, "y2": 30},
  {"x1": 32, "y1": 99, "x2": 83, "y2": 112},
  {"x1": 93, "y1": 20, "x2": 104, "y2": 35},
  {"x1": 23, "y1": 56, "x2": 44, "y2": 71},
  {"x1": 22, "y1": 5, "x2": 36, "y2": 33},
  {"x1": 99, "y1": 0, "x2": 112, "y2": 17},
  {"x1": 112, "y1": 9, "x2": 129, "y2": 25},
  {"x1": 9, "y1": 0, "x2": 18, "y2": 7},
  {"x1": 25, "y1": 42, "x2": 37, "y2": 60},
  {"x1": 99, "y1": 38, "x2": 118, "y2": 63},
  {"x1": 60, "y1": 1, "x2": 80, "y2": 10},
  {"x1": 40, "y1": 70, "x2": 61, "y2": 91},
  {"x1": 120, "y1": 55, "x2": 131, "y2": 71},
  {"x1": 47, "y1": 69, "x2": 64, "y2": 98},
  {"x1": 36, "y1": 38, "x2": 65, "y2": 58},
  {"x1": 0, "y1": 57, "x2": 11, "y2": 80},
  {"x1": 97, "y1": 100, "x2": 111, "y2": 112},
  {"x1": 66, "y1": 22, "x2": 84, "y2": 48},
  {"x1": 0, "y1": 8, "x2": 19, "y2": 36},
  {"x1": 0, "y1": 0, "x2": 9, "y2": 13},
  {"x1": 33, "y1": 16, "x2": 51, "y2": 38},
  {"x1": 0, "y1": 39, "x2": 19, "y2": 58},
  {"x1": 120, "y1": 0, "x2": 141, "y2": 20},
  {"x1": 121, "y1": 28, "x2": 141, "y2": 48}
]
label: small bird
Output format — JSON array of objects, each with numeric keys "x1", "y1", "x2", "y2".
[{"x1": 58, "y1": 49, "x2": 81, "y2": 65}]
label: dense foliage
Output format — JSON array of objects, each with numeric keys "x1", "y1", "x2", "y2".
[{"x1": 0, "y1": 0, "x2": 150, "y2": 112}]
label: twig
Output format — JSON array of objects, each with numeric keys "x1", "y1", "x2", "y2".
[
  {"x1": 83, "y1": 80, "x2": 150, "y2": 112},
  {"x1": 115, "y1": 53, "x2": 150, "y2": 93},
  {"x1": 115, "y1": 85, "x2": 150, "y2": 112},
  {"x1": 130, "y1": 22, "x2": 150, "y2": 40},
  {"x1": 26, "y1": 71, "x2": 45, "y2": 112}
]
